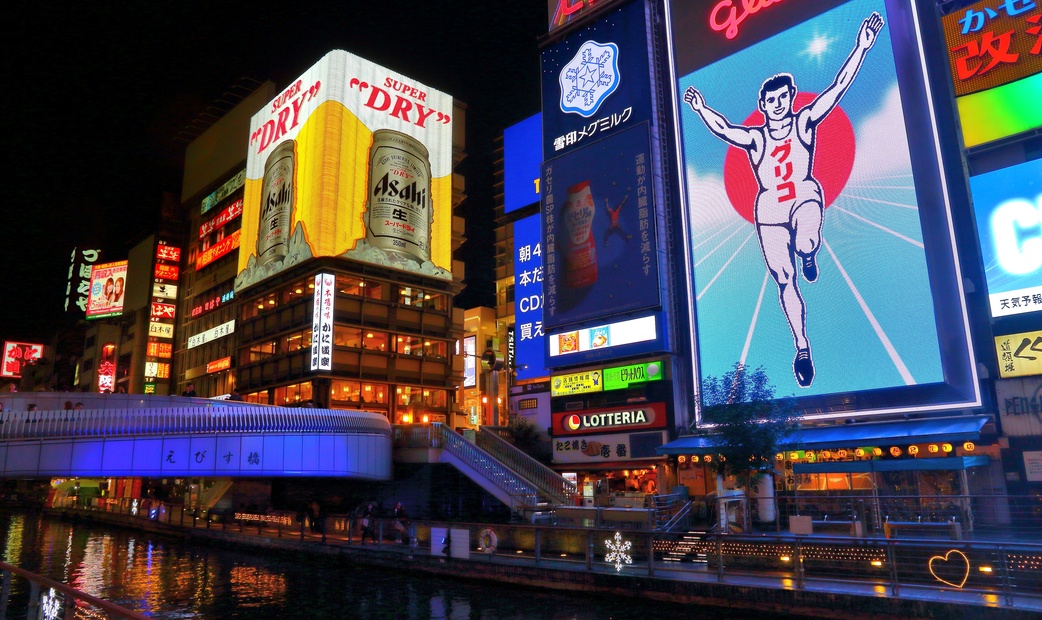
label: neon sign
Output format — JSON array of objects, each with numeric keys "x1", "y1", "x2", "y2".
[{"x1": 710, "y1": 0, "x2": 785, "y2": 40}]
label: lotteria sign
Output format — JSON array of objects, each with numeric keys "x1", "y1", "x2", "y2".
[{"x1": 552, "y1": 402, "x2": 667, "y2": 436}]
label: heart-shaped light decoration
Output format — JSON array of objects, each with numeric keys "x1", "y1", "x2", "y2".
[{"x1": 928, "y1": 549, "x2": 970, "y2": 588}]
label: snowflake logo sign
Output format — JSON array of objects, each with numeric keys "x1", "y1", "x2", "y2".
[
  {"x1": 604, "y1": 531, "x2": 633, "y2": 572},
  {"x1": 559, "y1": 40, "x2": 620, "y2": 117}
]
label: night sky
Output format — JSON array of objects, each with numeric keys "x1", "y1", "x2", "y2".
[{"x1": 5, "y1": 2, "x2": 547, "y2": 346}]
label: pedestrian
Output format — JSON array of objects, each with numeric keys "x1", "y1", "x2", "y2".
[
  {"x1": 392, "y1": 501, "x2": 408, "y2": 543},
  {"x1": 307, "y1": 498, "x2": 321, "y2": 533},
  {"x1": 360, "y1": 502, "x2": 377, "y2": 543},
  {"x1": 228, "y1": 388, "x2": 244, "y2": 401},
  {"x1": 181, "y1": 382, "x2": 197, "y2": 397}
]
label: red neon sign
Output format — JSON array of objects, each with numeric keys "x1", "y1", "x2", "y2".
[
  {"x1": 709, "y1": 0, "x2": 784, "y2": 40},
  {"x1": 206, "y1": 356, "x2": 232, "y2": 373},
  {"x1": 147, "y1": 342, "x2": 173, "y2": 358},
  {"x1": 155, "y1": 264, "x2": 180, "y2": 280},
  {"x1": 151, "y1": 302, "x2": 176, "y2": 320},
  {"x1": 156, "y1": 243, "x2": 182, "y2": 262},
  {"x1": 199, "y1": 198, "x2": 244, "y2": 239},
  {"x1": 196, "y1": 229, "x2": 241, "y2": 269}
]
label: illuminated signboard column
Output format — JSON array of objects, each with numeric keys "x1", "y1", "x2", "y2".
[
  {"x1": 666, "y1": 0, "x2": 979, "y2": 420},
  {"x1": 144, "y1": 241, "x2": 180, "y2": 394},
  {"x1": 310, "y1": 273, "x2": 335, "y2": 371},
  {"x1": 540, "y1": 0, "x2": 665, "y2": 368},
  {"x1": 64, "y1": 247, "x2": 101, "y2": 315},
  {"x1": 514, "y1": 215, "x2": 548, "y2": 380}
]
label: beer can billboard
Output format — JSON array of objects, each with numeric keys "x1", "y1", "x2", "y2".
[{"x1": 236, "y1": 50, "x2": 455, "y2": 292}]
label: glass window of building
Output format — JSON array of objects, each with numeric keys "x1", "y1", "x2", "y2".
[
  {"x1": 336, "y1": 275, "x2": 366, "y2": 297},
  {"x1": 282, "y1": 281, "x2": 310, "y2": 304},
  {"x1": 361, "y1": 279, "x2": 383, "y2": 300},
  {"x1": 274, "y1": 381, "x2": 313, "y2": 405},
  {"x1": 334, "y1": 326, "x2": 363, "y2": 348},
  {"x1": 360, "y1": 382, "x2": 388, "y2": 405},
  {"x1": 247, "y1": 340, "x2": 276, "y2": 363},
  {"x1": 395, "y1": 335, "x2": 424, "y2": 356},
  {"x1": 282, "y1": 330, "x2": 310, "y2": 352},
  {"x1": 423, "y1": 339, "x2": 448, "y2": 359},
  {"x1": 244, "y1": 390, "x2": 268, "y2": 405},
  {"x1": 362, "y1": 330, "x2": 388, "y2": 351},
  {"x1": 331, "y1": 380, "x2": 362, "y2": 404}
]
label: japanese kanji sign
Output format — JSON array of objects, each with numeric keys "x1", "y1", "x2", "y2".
[{"x1": 942, "y1": 0, "x2": 1042, "y2": 96}]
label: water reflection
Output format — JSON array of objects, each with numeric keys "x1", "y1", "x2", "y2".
[{"x1": 0, "y1": 510, "x2": 798, "y2": 619}]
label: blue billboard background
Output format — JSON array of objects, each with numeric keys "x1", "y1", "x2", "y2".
[
  {"x1": 969, "y1": 157, "x2": 1042, "y2": 318},
  {"x1": 514, "y1": 214, "x2": 549, "y2": 381},
  {"x1": 672, "y1": 0, "x2": 970, "y2": 406},
  {"x1": 505, "y1": 114, "x2": 543, "y2": 214},
  {"x1": 540, "y1": 0, "x2": 652, "y2": 159},
  {"x1": 542, "y1": 123, "x2": 660, "y2": 330}
]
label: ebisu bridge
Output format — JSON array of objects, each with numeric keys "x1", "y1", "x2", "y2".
[
  {"x1": 0, "y1": 393, "x2": 391, "y2": 480},
  {"x1": 0, "y1": 393, "x2": 576, "y2": 519}
]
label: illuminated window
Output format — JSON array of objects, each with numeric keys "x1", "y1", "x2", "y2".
[
  {"x1": 244, "y1": 390, "x2": 268, "y2": 405},
  {"x1": 274, "y1": 381, "x2": 313, "y2": 405},
  {"x1": 423, "y1": 340, "x2": 448, "y2": 359},
  {"x1": 360, "y1": 382, "x2": 388, "y2": 405},
  {"x1": 334, "y1": 326, "x2": 363, "y2": 348},
  {"x1": 395, "y1": 335, "x2": 424, "y2": 356},
  {"x1": 362, "y1": 331, "x2": 389, "y2": 351},
  {"x1": 518, "y1": 398, "x2": 539, "y2": 410},
  {"x1": 247, "y1": 341, "x2": 276, "y2": 363},
  {"x1": 331, "y1": 380, "x2": 362, "y2": 404}
]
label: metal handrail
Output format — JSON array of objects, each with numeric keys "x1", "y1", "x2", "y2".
[
  {"x1": 0, "y1": 560, "x2": 148, "y2": 619},
  {"x1": 431, "y1": 424, "x2": 540, "y2": 510},
  {"x1": 476, "y1": 427, "x2": 578, "y2": 505},
  {"x1": 0, "y1": 407, "x2": 391, "y2": 440}
]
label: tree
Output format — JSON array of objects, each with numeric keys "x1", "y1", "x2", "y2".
[{"x1": 692, "y1": 362, "x2": 800, "y2": 490}]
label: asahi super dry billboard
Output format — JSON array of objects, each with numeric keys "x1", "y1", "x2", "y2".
[{"x1": 236, "y1": 50, "x2": 454, "y2": 291}]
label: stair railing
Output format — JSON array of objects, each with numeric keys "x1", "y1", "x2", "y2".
[{"x1": 476, "y1": 427, "x2": 579, "y2": 506}]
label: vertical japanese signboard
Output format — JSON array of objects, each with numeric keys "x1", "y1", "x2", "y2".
[
  {"x1": 310, "y1": 273, "x2": 335, "y2": 371},
  {"x1": 514, "y1": 215, "x2": 548, "y2": 380},
  {"x1": 667, "y1": 0, "x2": 978, "y2": 418},
  {"x1": 147, "y1": 240, "x2": 181, "y2": 394},
  {"x1": 64, "y1": 247, "x2": 101, "y2": 315}
]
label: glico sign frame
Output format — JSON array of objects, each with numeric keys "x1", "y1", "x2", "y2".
[{"x1": 666, "y1": 0, "x2": 979, "y2": 421}]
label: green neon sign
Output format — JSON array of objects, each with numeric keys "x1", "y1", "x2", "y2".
[{"x1": 603, "y1": 361, "x2": 662, "y2": 391}]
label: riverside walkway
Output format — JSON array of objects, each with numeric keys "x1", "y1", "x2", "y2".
[{"x1": 50, "y1": 500, "x2": 1042, "y2": 619}]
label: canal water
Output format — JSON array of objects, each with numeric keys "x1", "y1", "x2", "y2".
[{"x1": 0, "y1": 510, "x2": 800, "y2": 619}]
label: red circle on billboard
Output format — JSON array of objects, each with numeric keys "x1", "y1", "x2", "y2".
[
  {"x1": 722, "y1": 93, "x2": 856, "y2": 224},
  {"x1": 566, "y1": 414, "x2": 581, "y2": 431}
]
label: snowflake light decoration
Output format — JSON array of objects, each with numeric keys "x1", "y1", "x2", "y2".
[
  {"x1": 559, "y1": 40, "x2": 620, "y2": 117},
  {"x1": 605, "y1": 531, "x2": 632, "y2": 572},
  {"x1": 40, "y1": 587, "x2": 62, "y2": 620}
]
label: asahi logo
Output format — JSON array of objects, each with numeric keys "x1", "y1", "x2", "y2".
[{"x1": 564, "y1": 409, "x2": 650, "y2": 431}]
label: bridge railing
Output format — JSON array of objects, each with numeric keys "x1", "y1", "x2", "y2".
[
  {"x1": 0, "y1": 407, "x2": 391, "y2": 440},
  {"x1": 0, "y1": 559, "x2": 148, "y2": 619}
]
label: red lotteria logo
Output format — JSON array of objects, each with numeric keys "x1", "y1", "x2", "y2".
[{"x1": 566, "y1": 414, "x2": 582, "y2": 431}]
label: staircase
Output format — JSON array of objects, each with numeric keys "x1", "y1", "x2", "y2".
[{"x1": 394, "y1": 424, "x2": 576, "y2": 521}]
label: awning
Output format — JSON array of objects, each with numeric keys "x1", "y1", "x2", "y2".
[
  {"x1": 793, "y1": 455, "x2": 991, "y2": 474},
  {"x1": 656, "y1": 415, "x2": 990, "y2": 455}
]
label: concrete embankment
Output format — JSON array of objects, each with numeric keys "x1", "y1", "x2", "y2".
[{"x1": 51, "y1": 508, "x2": 1038, "y2": 620}]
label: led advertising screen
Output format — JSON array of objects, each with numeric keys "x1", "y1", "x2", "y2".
[
  {"x1": 542, "y1": 123, "x2": 660, "y2": 329},
  {"x1": 236, "y1": 50, "x2": 455, "y2": 292},
  {"x1": 970, "y1": 157, "x2": 1042, "y2": 317},
  {"x1": 514, "y1": 215, "x2": 549, "y2": 380},
  {"x1": 957, "y1": 72, "x2": 1042, "y2": 148},
  {"x1": 86, "y1": 260, "x2": 128, "y2": 319},
  {"x1": 669, "y1": 0, "x2": 977, "y2": 418},
  {"x1": 940, "y1": 0, "x2": 1042, "y2": 97},
  {"x1": 1, "y1": 342, "x2": 44, "y2": 378},
  {"x1": 541, "y1": 0, "x2": 653, "y2": 159},
  {"x1": 504, "y1": 114, "x2": 543, "y2": 213}
]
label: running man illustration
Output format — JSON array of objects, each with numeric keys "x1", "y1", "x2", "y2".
[
  {"x1": 683, "y1": 12, "x2": 883, "y2": 388},
  {"x1": 603, "y1": 195, "x2": 632, "y2": 246}
]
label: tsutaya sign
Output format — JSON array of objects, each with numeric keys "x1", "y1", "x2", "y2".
[{"x1": 552, "y1": 402, "x2": 667, "y2": 436}]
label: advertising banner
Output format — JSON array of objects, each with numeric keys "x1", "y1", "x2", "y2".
[
  {"x1": 310, "y1": 273, "x2": 335, "y2": 371},
  {"x1": 970, "y1": 158, "x2": 1042, "y2": 317},
  {"x1": 603, "y1": 359, "x2": 662, "y2": 390},
  {"x1": 86, "y1": 261, "x2": 128, "y2": 320},
  {"x1": 552, "y1": 402, "x2": 667, "y2": 436},
  {"x1": 463, "y1": 336, "x2": 477, "y2": 388},
  {"x1": 669, "y1": 0, "x2": 978, "y2": 415},
  {"x1": 186, "y1": 320, "x2": 235, "y2": 349},
  {"x1": 996, "y1": 330, "x2": 1042, "y2": 378},
  {"x1": 941, "y1": 0, "x2": 1042, "y2": 97},
  {"x1": 996, "y1": 377, "x2": 1042, "y2": 436},
  {"x1": 200, "y1": 198, "x2": 244, "y2": 239},
  {"x1": 551, "y1": 369, "x2": 603, "y2": 397},
  {"x1": 196, "y1": 230, "x2": 241, "y2": 270},
  {"x1": 505, "y1": 114, "x2": 543, "y2": 213},
  {"x1": 64, "y1": 247, "x2": 101, "y2": 315},
  {"x1": 1, "y1": 342, "x2": 44, "y2": 378},
  {"x1": 514, "y1": 215, "x2": 548, "y2": 380},
  {"x1": 552, "y1": 430, "x2": 667, "y2": 464},
  {"x1": 541, "y1": 0, "x2": 652, "y2": 159},
  {"x1": 542, "y1": 124, "x2": 660, "y2": 328},
  {"x1": 236, "y1": 50, "x2": 455, "y2": 292}
]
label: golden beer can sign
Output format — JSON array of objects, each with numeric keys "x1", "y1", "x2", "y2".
[
  {"x1": 365, "y1": 129, "x2": 432, "y2": 263},
  {"x1": 256, "y1": 140, "x2": 295, "y2": 267}
]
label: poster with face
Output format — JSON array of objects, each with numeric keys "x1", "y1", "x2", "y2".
[{"x1": 669, "y1": 0, "x2": 977, "y2": 414}]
